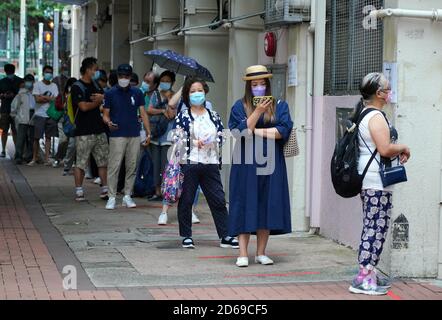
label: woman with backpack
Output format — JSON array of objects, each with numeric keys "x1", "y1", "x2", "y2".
[
  {"x1": 227, "y1": 65, "x2": 294, "y2": 268},
  {"x1": 62, "y1": 77, "x2": 78, "y2": 176},
  {"x1": 146, "y1": 71, "x2": 177, "y2": 225},
  {"x1": 171, "y1": 76, "x2": 238, "y2": 249},
  {"x1": 348, "y1": 72, "x2": 411, "y2": 296}
]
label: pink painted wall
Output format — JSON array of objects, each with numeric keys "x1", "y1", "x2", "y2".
[{"x1": 312, "y1": 95, "x2": 363, "y2": 248}]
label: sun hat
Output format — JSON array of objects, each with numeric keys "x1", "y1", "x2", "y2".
[{"x1": 243, "y1": 65, "x2": 273, "y2": 81}]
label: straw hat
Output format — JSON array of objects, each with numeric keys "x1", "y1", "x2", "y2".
[{"x1": 243, "y1": 65, "x2": 273, "y2": 81}]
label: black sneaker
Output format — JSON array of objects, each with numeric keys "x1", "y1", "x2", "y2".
[
  {"x1": 0, "y1": 151, "x2": 6, "y2": 158},
  {"x1": 220, "y1": 237, "x2": 239, "y2": 249},
  {"x1": 182, "y1": 237, "x2": 195, "y2": 249}
]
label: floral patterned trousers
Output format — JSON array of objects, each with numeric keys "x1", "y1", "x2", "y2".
[{"x1": 358, "y1": 189, "x2": 393, "y2": 269}]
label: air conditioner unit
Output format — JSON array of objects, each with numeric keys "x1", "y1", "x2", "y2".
[{"x1": 265, "y1": 0, "x2": 311, "y2": 28}]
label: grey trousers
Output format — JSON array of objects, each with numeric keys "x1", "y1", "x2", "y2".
[
  {"x1": 149, "y1": 143, "x2": 171, "y2": 188},
  {"x1": 107, "y1": 137, "x2": 140, "y2": 198},
  {"x1": 63, "y1": 137, "x2": 76, "y2": 171},
  {"x1": 15, "y1": 124, "x2": 34, "y2": 161}
]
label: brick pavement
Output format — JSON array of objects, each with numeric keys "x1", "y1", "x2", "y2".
[
  {"x1": 1, "y1": 157, "x2": 442, "y2": 300},
  {"x1": 0, "y1": 164, "x2": 124, "y2": 300}
]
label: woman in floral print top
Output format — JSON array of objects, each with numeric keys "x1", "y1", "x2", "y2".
[{"x1": 170, "y1": 77, "x2": 238, "y2": 250}]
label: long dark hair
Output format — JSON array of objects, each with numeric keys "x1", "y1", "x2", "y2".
[
  {"x1": 243, "y1": 78, "x2": 275, "y2": 123},
  {"x1": 64, "y1": 77, "x2": 77, "y2": 95},
  {"x1": 182, "y1": 77, "x2": 208, "y2": 109},
  {"x1": 351, "y1": 72, "x2": 388, "y2": 122}
]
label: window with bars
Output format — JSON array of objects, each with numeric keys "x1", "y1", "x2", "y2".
[{"x1": 324, "y1": 0, "x2": 384, "y2": 96}]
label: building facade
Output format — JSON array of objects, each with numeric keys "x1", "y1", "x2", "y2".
[{"x1": 57, "y1": 0, "x2": 442, "y2": 280}]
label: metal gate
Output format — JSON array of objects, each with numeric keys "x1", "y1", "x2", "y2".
[{"x1": 324, "y1": 0, "x2": 384, "y2": 96}]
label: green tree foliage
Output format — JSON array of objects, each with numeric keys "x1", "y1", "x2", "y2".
[{"x1": 0, "y1": 1, "x2": 63, "y2": 29}]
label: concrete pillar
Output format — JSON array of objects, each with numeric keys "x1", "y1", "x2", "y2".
[
  {"x1": 378, "y1": 0, "x2": 442, "y2": 279},
  {"x1": 184, "y1": 0, "x2": 229, "y2": 121},
  {"x1": 226, "y1": 0, "x2": 265, "y2": 111},
  {"x1": 95, "y1": 0, "x2": 112, "y2": 71},
  {"x1": 285, "y1": 26, "x2": 311, "y2": 232},
  {"x1": 111, "y1": 0, "x2": 130, "y2": 69},
  {"x1": 82, "y1": 2, "x2": 97, "y2": 59},
  {"x1": 224, "y1": 0, "x2": 265, "y2": 198},
  {"x1": 129, "y1": 0, "x2": 153, "y2": 76},
  {"x1": 182, "y1": 0, "x2": 230, "y2": 189},
  {"x1": 153, "y1": 0, "x2": 184, "y2": 56},
  {"x1": 71, "y1": 5, "x2": 82, "y2": 79}
]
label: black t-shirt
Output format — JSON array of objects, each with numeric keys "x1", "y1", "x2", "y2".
[
  {"x1": 0, "y1": 75, "x2": 22, "y2": 114},
  {"x1": 71, "y1": 79, "x2": 106, "y2": 136}
]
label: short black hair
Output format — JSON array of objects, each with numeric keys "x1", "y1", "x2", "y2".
[
  {"x1": 43, "y1": 65, "x2": 53, "y2": 73},
  {"x1": 4, "y1": 64, "x2": 15, "y2": 75},
  {"x1": 98, "y1": 69, "x2": 108, "y2": 82},
  {"x1": 144, "y1": 71, "x2": 160, "y2": 86},
  {"x1": 108, "y1": 69, "x2": 118, "y2": 87},
  {"x1": 80, "y1": 57, "x2": 98, "y2": 75},
  {"x1": 24, "y1": 74, "x2": 35, "y2": 82},
  {"x1": 130, "y1": 73, "x2": 139, "y2": 85},
  {"x1": 159, "y1": 70, "x2": 176, "y2": 84}
]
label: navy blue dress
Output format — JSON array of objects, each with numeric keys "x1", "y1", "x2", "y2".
[{"x1": 227, "y1": 100, "x2": 294, "y2": 236}]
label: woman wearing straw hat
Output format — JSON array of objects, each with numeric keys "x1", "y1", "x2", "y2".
[{"x1": 228, "y1": 65, "x2": 294, "y2": 268}]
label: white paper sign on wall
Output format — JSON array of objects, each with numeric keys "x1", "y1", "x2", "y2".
[
  {"x1": 383, "y1": 62, "x2": 398, "y2": 104},
  {"x1": 288, "y1": 55, "x2": 298, "y2": 87}
]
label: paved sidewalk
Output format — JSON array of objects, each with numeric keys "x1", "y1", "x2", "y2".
[
  {"x1": 1, "y1": 147, "x2": 442, "y2": 300},
  {"x1": 0, "y1": 160, "x2": 123, "y2": 300}
]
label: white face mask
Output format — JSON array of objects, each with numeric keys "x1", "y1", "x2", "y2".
[{"x1": 118, "y1": 79, "x2": 130, "y2": 88}]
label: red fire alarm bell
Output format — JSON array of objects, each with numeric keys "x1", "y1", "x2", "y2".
[{"x1": 264, "y1": 32, "x2": 277, "y2": 57}]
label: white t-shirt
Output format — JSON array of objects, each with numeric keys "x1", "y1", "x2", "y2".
[
  {"x1": 188, "y1": 109, "x2": 219, "y2": 164},
  {"x1": 357, "y1": 109, "x2": 394, "y2": 192},
  {"x1": 32, "y1": 81, "x2": 59, "y2": 118}
]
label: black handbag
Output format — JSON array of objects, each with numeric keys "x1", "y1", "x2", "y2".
[
  {"x1": 379, "y1": 158, "x2": 408, "y2": 188},
  {"x1": 360, "y1": 135, "x2": 408, "y2": 188}
]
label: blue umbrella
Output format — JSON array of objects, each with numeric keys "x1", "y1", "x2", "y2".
[{"x1": 144, "y1": 49, "x2": 215, "y2": 82}]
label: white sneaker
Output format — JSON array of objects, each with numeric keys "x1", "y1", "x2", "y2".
[
  {"x1": 93, "y1": 177, "x2": 101, "y2": 185},
  {"x1": 255, "y1": 255, "x2": 274, "y2": 265},
  {"x1": 236, "y1": 257, "x2": 249, "y2": 268},
  {"x1": 192, "y1": 212, "x2": 200, "y2": 224},
  {"x1": 106, "y1": 197, "x2": 116, "y2": 210},
  {"x1": 122, "y1": 195, "x2": 137, "y2": 208},
  {"x1": 158, "y1": 212, "x2": 168, "y2": 225}
]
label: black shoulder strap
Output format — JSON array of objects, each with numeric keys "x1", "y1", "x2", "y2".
[
  {"x1": 92, "y1": 80, "x2": 101, "y2": 92},
  {"x1": 356, "y1": 108, "x2": 378, "y2": 126},
  {"x1": 72, "y1": 81, "x2": 86, "y2": 96}
]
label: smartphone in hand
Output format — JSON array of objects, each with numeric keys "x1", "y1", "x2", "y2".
[{"x1": 253, "y1": 96, "x2": 274, "y2": 107}]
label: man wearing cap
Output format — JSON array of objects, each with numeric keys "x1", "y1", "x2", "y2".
[
  {"x1": 102, "y1": 64, "x2": 151, "y2": 210},
  {"x1": 71, "y1": 57, "x2": 109, "y2": 202}
]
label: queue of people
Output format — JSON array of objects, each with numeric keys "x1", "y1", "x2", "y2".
[{"x1": 0, "y1": 58, "x2": 410, "y2": 297}]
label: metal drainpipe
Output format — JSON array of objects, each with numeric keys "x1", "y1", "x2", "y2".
[
  {"x1": 309, "y1": 0, "x2": 326, "y2": 234},
  {"x1": 370, "y1": 8, "x2": 442, "y2": 21},
  {"x1": 129, "y1": 11, "x2": 265, "y2": 44},
  {"x1": 305, "y1": 0, "x2": 315, "y2": 233}
]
